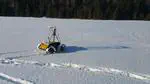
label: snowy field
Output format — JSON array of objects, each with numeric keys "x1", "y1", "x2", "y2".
[{"x1": 0, "y1": 17, "x2": 150, "y2": 84}]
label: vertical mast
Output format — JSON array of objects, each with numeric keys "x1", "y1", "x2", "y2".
[
  {"x1": 53, "y1": 28, "x2": 56, "y2": 42},
  {"x1": 48, "y1": 26, "x2": 60, "y2": 43}
]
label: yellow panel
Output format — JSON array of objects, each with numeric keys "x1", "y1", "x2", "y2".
[{"x1": 38, "y1": 42, "x2": 48, "y2": 50}]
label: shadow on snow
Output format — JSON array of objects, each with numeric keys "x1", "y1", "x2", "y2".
[
  {"x1": 65, "y1": 45, "x2": 131, "y2": 53},
  {"x1": 65, "y1": 46, "x2": 88, "y2": 53},
  {"x1": 1, "y1": 45, "x2": 131, "y2": 60}
]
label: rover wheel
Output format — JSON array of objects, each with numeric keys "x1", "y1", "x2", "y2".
[
  {"x1": 60, "y1": 44, "x2": 66, "y2": 52},
  {"x1": 46, "y1": 46, "x2": 56, "y2": 54}
]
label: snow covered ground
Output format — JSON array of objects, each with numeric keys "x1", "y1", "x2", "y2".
[{"x1": 0, "y1": 17, "x2": 150, "y2": 84}]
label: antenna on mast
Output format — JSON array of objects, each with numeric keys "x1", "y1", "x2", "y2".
[{"x1": 48, "y1": 26, "x2": 60, "y2": 43}]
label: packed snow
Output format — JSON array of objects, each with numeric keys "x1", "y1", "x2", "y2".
[{"x1": 0, "y1": 17, "x2": 150, "y2": 84}]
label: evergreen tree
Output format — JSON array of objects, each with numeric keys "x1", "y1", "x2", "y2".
[{"x1": 0, "y1": 0, "x2": 149, "y2": 20}]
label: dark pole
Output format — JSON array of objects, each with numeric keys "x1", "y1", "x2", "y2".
[{"x1": 53, "y1": 28, "x2": 56, "y2": 42}]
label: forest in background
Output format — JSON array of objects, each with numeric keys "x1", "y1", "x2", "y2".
[{"x1": 0, "y1": 0, "x2": 150, "y2": 20}]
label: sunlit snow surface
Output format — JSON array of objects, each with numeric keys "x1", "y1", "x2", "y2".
[{"x1": 0, "y1": 17, "x2": 150, "y2": 84}]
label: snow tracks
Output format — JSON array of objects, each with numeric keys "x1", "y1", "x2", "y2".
[
  {"x1": 0, "y1": 72, "x2": 33, "y2": 84},
  {"x1": 0, "y1": 58, "x2": 150, "y2": 83}
]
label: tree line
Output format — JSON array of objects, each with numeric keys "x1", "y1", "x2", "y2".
[{"x1": 0, "y1": 0, "x2": 150, "y2": 20}]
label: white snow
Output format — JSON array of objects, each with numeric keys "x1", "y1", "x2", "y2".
[
  {"x1": 0, "y1": 72, "x2": 33, "y2": 84},
  {"x1": 1, "y1": 58, "x2": 150, "y2": 83},
  {"x1": 0, "y1": 17, "x2": 150, "y2": 84}
]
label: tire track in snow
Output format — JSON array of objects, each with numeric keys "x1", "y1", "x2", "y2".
[
  {"x1": 0, "y1": 72, "x2": 33, "y2": 84},
  {"x1": 62, "y1": 63, "x2": 150, "y2": 83},
  {"x1": 115, "y1": 27, "x2": 137, "y2": 42},
  {"x1": 0, "y1": 50, "x2": 33, "y2": 55},
  {"x1": 115, "y1": 27, "x2": 144, "y2": 43},
  {"x1": 0, "y1": 58, "x2": 150, "y2": 83},
  {"x1": 0, "y1": 49, "x2": 35, "y2": 58}
]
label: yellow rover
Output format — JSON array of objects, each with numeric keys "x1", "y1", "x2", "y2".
[{"x1": 37, "y1": 26, "x2": 65, "y2": 54}]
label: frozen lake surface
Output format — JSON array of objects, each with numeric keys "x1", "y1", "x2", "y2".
[{"x1": 0, "y1": 17, "x2": 150, "y2": 84}]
